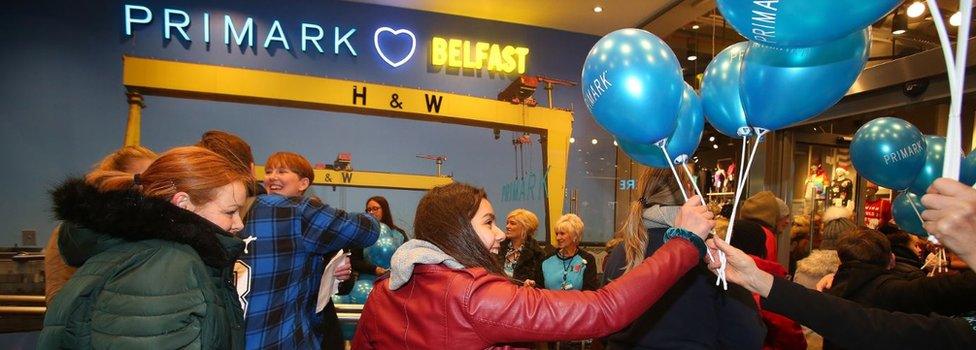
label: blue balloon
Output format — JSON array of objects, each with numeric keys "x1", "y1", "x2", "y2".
[
  {"x1": 741, "y1": 29, "x2": 870, "y2": 131},
  {"x1": 582, "y1": 28, "x2": 683, "y2": 143},
  {"x1": 701, "y1": 42, "x2": 751, "y2": 138},
  {"x1": 908, "y1": 136, "x2": 959, "y2": 196},
  {"x1": 851, "y1": 117, "x2": 927, "y2": 190},
  {"x1": 364, "y1": 223, "x2": 405, "y2": 269},
  {"x1": 893, "y1": 192, "x2": 929, "y2": 237},
  {"x1": 717, "y1": 0, "x2": 900, "y2": 48},
  {"x1": 332, "y1": 293, "x2": 351, "y2": 305},
  {"x1": 962, "y1": 151, "x2": 976, "y2": 186},
  {"x1": 619, "y1": 82, "x2": 704, "y2": 168},
  {"x1": 349, "y1": 274, "x2": 377, "y2": 304}
]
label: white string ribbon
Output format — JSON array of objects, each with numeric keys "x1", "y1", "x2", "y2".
[
  {"x1": 715, "y1": 128, "x2": 769, "y2": 289},
  {"x1": 658, "y1": 140, "x2": 690, "y2": 202},
  {"x1": 659, "y1": 141, "x2": 718, "y2": 264},
  {"x1": 928, "y1": 0, "x2": 970, "y2": 180}
]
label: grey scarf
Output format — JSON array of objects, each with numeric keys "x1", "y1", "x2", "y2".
[{"x1": 388, "y1": 239, "x2": 465, "y2": 290}]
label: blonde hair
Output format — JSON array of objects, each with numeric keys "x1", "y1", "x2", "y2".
[
  {"x1": 555, "y1": 213, "x2": 584, "y2": 244},
  {"x1": 86, "y1": 146, "x2": 254, "y2": 205},
  {"x1": 506, "y1": 209, "x2": 539, "y2": 239},
  {"x1": 94, "y1": 145, "x2": 157, "y2": 173},
  {"x1": 619, "y1": 168, "x2": 689, "y2": 272}
]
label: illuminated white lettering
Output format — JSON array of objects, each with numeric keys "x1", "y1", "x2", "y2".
[
  {"x1": 302, "y1": 23, "x2": 325, "y2": 53},
  {"x1": 163, "y1": 8, "x2": 191, "y2": 41},
  {"x1": 224, "y1": 15, "x2": 254, "y2": 47},
  {"x1": 263, "y1": 20, "x2": 290, "y2": 50},
  {"x1": 334, "y1": 27, "x2": 357, "y2": 56},
  {"x1": 123, "y1": 4, "x2": 152, "y2": 36}
]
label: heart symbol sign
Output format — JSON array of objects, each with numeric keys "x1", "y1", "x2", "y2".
[{"x1": 374, "y1": 27, "x2": 416, "y2": 68}]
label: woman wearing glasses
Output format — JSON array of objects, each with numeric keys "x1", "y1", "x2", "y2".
[{"x1": 353, "y1": 196, "x2": 409, "y2": 276}]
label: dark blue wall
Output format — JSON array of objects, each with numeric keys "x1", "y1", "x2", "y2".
[{"x1": 0, "y1": 0, "x2": 617, "y2": 246}]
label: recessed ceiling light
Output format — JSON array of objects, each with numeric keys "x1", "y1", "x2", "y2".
[
  {"x1": 593, "y1": 6, "x2": 603, "y2": 13},
  {"x1": 692, "y1": 24, "x2": 700, "y2": 30},
  {"x1": 687, "y1": 54, "x2": 698, "y2": 61},
  {"x1": 569, "y1": 137, "x2": 575, "y2": 143},
  {"x1": 613, "y1": 140, "x2": 618, "y2": 146},
  {"x1": 591, "y1": 138, "x2": 599, "y2": 145},
  {"x1": 712, "y1": 144, "x2": 719, "y2": 149},
  {"x1": 708, "y1": 136, "x2": 715, "y2": 142},
  {"x1": 951, "y1": 11, "x2": 962, "y2": 26},
  {"x1": 907, "y1": 2, "x2": 926, "y2": 18}
]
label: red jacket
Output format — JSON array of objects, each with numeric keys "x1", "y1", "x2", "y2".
[
  {"x1": 352, "y1": 240, "x2": 699, "y2": 349},
  {"x1": 752, "y1": 257, "x2": 807, "y2": 350}
]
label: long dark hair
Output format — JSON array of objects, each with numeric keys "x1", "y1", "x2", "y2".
[
  {"x1": 413, "y1": 183, "x2": 504, "y2": 275},
  {"x1": 366, "y1": 196, "x2": 405, "y2": 234}
]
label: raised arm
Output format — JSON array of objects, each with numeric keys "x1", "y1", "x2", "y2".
[
  {"x1": 466, "y1": 238, "x2": 701, "y2": 343},
  {"x1": 297, "y1": 198, "x2": 380, "y2": 254}
]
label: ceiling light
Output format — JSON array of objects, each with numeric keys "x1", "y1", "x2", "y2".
[
  {"x1": 907, "y1": 2, "x2": 926, "y2": 18},
  {"x1": 708, "y1": 136, "x2": 715, "y2": 142},
  {"x1": 569, "y1": 137, "x2": 575, "y2": 143},
  {"x1": 892, "y1": 10, "x2": 908, "y2": 35},
  {"x1": 951, "y1": 11, "x2": 962, "y2": 26},
  {"x1": 692, "y1": 24, "x2": 700, "y2": 30},
  {"x1": 687, "y1": 49, "x2": 698, "y2": 61},
  {"x1": 593, "y1": 6, "x2": 603, "y2": 13},
  {"x1": 712, "y1": 144, "x2": 719, "y2": 149},
  {"x1": 591, "y1": 138, "x2": 599, "y2": 145},
  {"x1": 613, "y1": 140, "x2": 618, "y2": 146}
]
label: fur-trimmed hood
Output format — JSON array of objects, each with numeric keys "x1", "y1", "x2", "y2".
[{"x1": 52, "y1": 178, "x2": 243, "y2": 268}]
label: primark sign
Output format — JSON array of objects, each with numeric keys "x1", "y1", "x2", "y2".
[{"x1": 122, "y1": 4, "x2": 529, "y2": 73}]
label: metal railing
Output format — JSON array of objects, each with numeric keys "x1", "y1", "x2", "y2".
[
  {"x1": 0, "y1": 296, "x2": 368, "y2": 319},
  {"x1": 0, "y1": 294, "x2": 46, "y2": 315}
]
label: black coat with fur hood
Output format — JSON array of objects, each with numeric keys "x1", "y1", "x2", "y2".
[{"x1": 38, "y1": 179, "x2": 246, "y2": 349}]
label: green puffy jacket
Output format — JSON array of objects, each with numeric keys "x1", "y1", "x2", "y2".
[{"x1": 38, "y1": 179, "x2": 245, "y2": 349}]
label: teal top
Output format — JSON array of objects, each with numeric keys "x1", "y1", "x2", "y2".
[{"x1": 541, "y1": 252, "x2": 587, "y2": 291}]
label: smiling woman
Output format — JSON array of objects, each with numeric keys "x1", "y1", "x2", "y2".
[
  {"x1": 264, "y1": 151, "x2": 313, "y2": 197},
  {"x1": 39, "y1": 146, "x2": 254, "y2": 349},
  {"x1": 352, "y1": 182, "x2": 713, "y2": 349}
]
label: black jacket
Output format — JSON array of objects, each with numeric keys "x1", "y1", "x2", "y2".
[
  {"x1": 890, "y1": 245, "x2": 925, "y2": 279},
  {"x1": 495, "y1": 237, "x2": 546, "y2": 284},
  {"x1": 765, "y1": 277, "x2": 976, "y2": 349},
  {"x1": 603, "y1": 227, "x2": 766, "y2": 349},
  {"x1": 827, "y1": 261, "x2": 976, "y2": 316}
]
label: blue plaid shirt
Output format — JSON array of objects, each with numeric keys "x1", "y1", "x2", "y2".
[{"x1": 235, "y1": 195, "x2": 379, "y2": 349}]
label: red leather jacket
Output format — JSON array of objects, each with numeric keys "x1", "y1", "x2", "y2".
[{"x1": 352, "y1": 239, "x2": 699, "y2": 349}]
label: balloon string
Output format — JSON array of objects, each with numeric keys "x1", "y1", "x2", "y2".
[
  {"x1": 717, "y1": 128, "x2": 768, "y2": 290},
  {"x1": 946, "y1": 0, "x2": 972, "y2": 181},
  {"x1": 658, "y1": 141, "x2": 690, "y2": 202},
  {"x1": 724, "y1": 129, "x2": 767, "y2": 244},
  {"x1": 681, "y1": 160, "x2": 719, "y2": 266},
  {"x1": 682, "y1": 162, "x2": 706, "y2": 205},
  {"x1": 928, "y1": 0, "x2": 968, "y2": 181},
  {"x1": 716, "y1": 136, "x2": 750, "y2": 286},
  {"x1": 927, "y1": 0, "x2": 958, "y2": 88},
  {"x1": 661, "y1": 142, "x2": 719, "y2": 264},
  {"x1": 906, "y1": 191, "x2": 925, "y2": 224},
  {"x1": 738, "y1": 136, "x2": 748, "y2": 195}
]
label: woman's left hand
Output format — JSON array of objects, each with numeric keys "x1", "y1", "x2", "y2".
[{"x1": 335, "y1": 255, "x2": 353, "y2": 281}]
